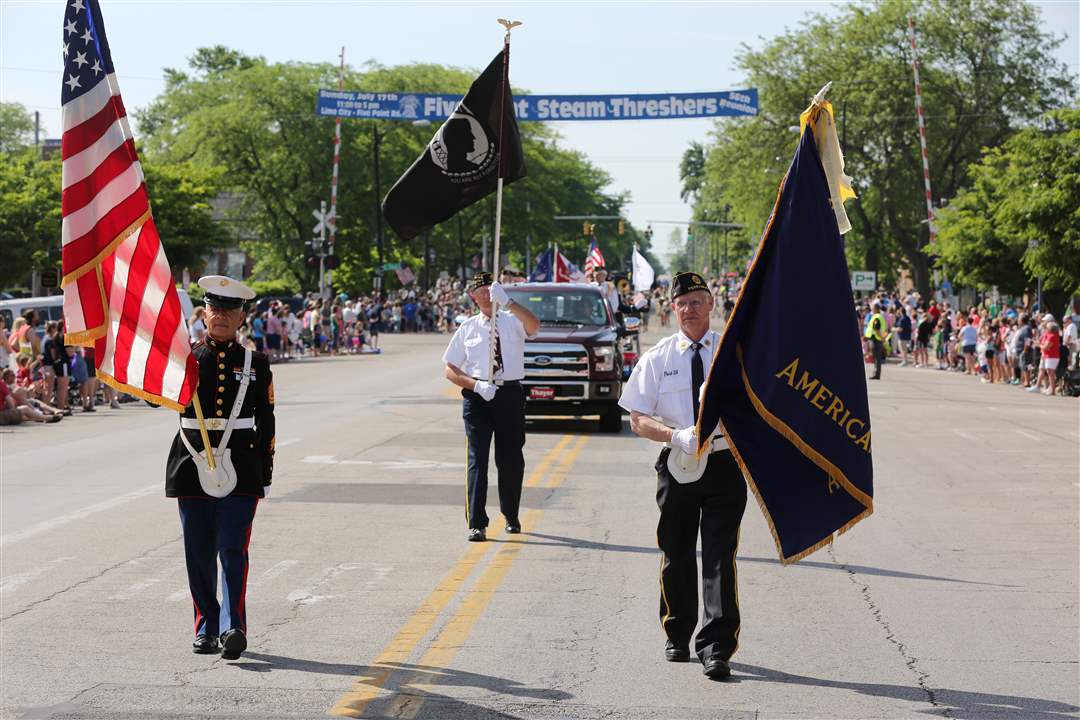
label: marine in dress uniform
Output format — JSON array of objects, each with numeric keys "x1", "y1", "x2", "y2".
[
  {"x1": 166, "y1": 276, "x2": 275, "y2": 660},
  {"x1": 618, "y1": 272, "x2": 747, "y2": 680},
  {"x1": 443, "y1": 272, "x2": 540, "y2": 542}
]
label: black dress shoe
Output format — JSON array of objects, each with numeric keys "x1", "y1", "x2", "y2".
[
  {"x1": 505, "y1": 520, "x2": 521, "y2": 534},
  {"x1": 702, "y1": 656, "x2": 731, "y2": 679},
  {"x1": 220, "y1": 628, "x2": 247, "y2": 660},
  {"x1": 192, "y1": 635, "x2": 220, "y2": 654},
  {"x1": 467, "y1": 528, "x2": 486, "y2": 542},
  {"x1": 664, "y1": 640, "x2": 690, "y2": 662}
]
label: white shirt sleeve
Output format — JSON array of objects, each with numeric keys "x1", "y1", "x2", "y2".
[
  {"x1": 618, "y1": 349, "x2": 659, "y2": 416},
  {"x1": 442, "y1": 326, "x2": 467, "y2": 368}
]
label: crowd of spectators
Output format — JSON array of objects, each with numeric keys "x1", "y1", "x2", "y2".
[
  {"x1": 0, "y1": 310, "x2": 123, "y2": 428},
  {"x1": 857, "y1": 291, "x2": 1078, "y2": 397},
  {"x1": 228, "y1": 275, "x2": 480, "y2": 362}
]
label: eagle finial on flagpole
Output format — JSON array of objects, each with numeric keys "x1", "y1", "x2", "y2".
[
  {"x1": 812, "y1": 81, "x2": 833, "y2": 106},
  {"x1": 497, "y1": 18, "x2": 523, "y2": 42}
]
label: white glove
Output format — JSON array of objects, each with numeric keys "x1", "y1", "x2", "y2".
[
  {"x1": 671, "y1": 426, "x2": 698, "y2": 455},
  {"x1": 489, "y1": 281, "x2": 510, "y2": 306},
  {"x1": 473, "y1": 380, "x2": 498, "y2": 401}
]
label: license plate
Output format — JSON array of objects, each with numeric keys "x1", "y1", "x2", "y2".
[{"x1": 529, "y1": 386, "x2": 555, "y2": 400}]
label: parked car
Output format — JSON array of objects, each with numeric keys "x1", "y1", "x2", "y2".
[{"x1": 504, "y1": 282, "x2": 636, "y2": 432}]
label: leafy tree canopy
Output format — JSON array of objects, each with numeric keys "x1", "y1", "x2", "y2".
[{"x1": 682, "y1": 0, "x2": 1074, "y2": 295}]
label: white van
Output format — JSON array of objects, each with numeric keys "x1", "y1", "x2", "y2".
[{"x1": 0, "y1": 290, "x2": 194, "y2": 336}]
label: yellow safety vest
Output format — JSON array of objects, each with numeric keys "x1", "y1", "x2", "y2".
[{"x1": 864, "y1": 313, "x2": 886, "y2": 341}]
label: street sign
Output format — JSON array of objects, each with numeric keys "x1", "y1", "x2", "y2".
[
  {"x1": 851, "y1": 270, "x2": 876, "y2": 291},
  {"x1": 381, "y1": 262, "x2": 402, "y2": 271}
]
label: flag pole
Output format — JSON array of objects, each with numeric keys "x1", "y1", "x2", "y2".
[
  {"x1": 488, "y1": 18, "x2": 522, "y2": 381},
  {"x1": 191, "y1": 393, "x2": 216, "y2": 470}
]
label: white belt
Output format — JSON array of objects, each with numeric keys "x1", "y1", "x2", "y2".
[
  {"x1": 664, "y1": 436, "x2": 729, "y2": 453},
  {"x1": 181, "y1": 417, "x2": 255, "y2": 431}
]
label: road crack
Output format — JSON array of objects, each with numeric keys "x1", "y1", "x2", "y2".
[
  {"x1": 827, "y1": 545, "x2": 951, "y2": 718},
  {"x1": 0, "y1": 535, "x2": 181, "y2": 622}
]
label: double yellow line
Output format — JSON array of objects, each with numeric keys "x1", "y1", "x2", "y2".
[{"x1": 329, "y1": 433, "x2": 588, "y2": 718}]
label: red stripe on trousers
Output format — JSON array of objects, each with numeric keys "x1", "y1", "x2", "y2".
[{"x1": 236, "y1": 500, "x2": 259, "y2": 633}]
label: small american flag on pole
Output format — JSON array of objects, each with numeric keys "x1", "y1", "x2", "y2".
[
  {"x1": 60, "y1": 0, "x2": 197, "y2": 411},
  {"x1": 584, "y1": 237, "x2": 605, "y2": 275}
]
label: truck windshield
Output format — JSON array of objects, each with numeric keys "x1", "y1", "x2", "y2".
[{"x1": 506, "y1": 289, "x2": 609, "y2": 326}]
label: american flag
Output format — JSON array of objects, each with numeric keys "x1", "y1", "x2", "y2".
[
  {"x1": 584, "y1": 238, "x2": 605, "y2": 275},
  {"x1": 59, "y1": 0, "x2": 197, "y2": 411}
]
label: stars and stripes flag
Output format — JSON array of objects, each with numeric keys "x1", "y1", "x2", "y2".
[
  {"x1": 59, "y1": 0, "x2": 197, "y2": 411},
  {"x1": 584, "y1": 238, "x2": 605, "y2": 274}
]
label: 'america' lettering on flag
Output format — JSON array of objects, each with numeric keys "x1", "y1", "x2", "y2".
[{"x1": 60, "y1": 0, "x2": 198, "y2": 411}]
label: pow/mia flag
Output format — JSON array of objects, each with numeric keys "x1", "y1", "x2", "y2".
[
  {"x1": 697, "y1": 99, "x2": 873, "y2": 564},
  {"x1": 382, "y1": 51, "x2": 526, "y2": 241}
]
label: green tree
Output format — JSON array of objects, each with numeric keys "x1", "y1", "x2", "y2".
[
  {"x1": 936, "y1": 107, "x2": 1080, "y2": 302},
  {"x1": 143, "y1": 160, "x2": 230, "y2": 272},
  {"x1": 0, "y1": 102, "x2": 37, "y2": 153},
  {"x1": 0, "y1": 151, "x2": 230, "y2": 291},
  {"x1": 136, "y1": 50, "x2": 659, "y2": 294},
  {"x1": 0, "y1": 150, "x2": 61, "y2": 288},
  {"x1": 689, "y1": 0, "x2": 1074, "y2": 295}
]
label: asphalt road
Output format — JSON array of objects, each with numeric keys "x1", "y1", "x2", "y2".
[{"x1": 1, "y1": 327, "x2": 1077, "y2": 720}]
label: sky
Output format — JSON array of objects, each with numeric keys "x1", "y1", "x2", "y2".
[{"x1": 2, "y1": 0, "x2": 1078, "y2": 262}]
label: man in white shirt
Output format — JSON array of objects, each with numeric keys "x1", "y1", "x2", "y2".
[
  {"x1": 443, "y1": 272, "x2": 540, "y2": 542},
  {"x1": 593, "y1": 267, "x2": 623, "y2": 318},
  {"x1": 618, "y1": 271, "x2": 746, "y2": 681}
]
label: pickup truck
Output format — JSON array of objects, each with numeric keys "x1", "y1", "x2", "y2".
[{"x1": 504, "y1": 282, "x2": 631, "y2": 432}]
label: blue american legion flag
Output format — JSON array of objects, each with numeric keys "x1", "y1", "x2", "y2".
[
  {"x1": 60, "y1": 0, "x2": 197, "y2": 411},
  {"x1": 697, "y1": 98, "x2": 873, "y2": 564}
]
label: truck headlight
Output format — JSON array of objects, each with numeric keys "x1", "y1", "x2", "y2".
[{"x1": 592, "y1": 346, "x2": 615, "y2": 372}]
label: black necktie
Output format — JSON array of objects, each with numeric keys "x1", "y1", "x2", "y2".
[
  {"x1": 491, "y1": 317, "x2": 503, "y2": 376},
  {"x1": 690, "y1": 341, "x2": 704, "y2": 424}
]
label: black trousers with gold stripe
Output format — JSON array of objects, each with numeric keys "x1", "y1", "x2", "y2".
[{"x1": 655, "y1": 447, "x2": 747, "y2": 662}]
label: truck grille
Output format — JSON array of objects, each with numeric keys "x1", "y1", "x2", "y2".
[{"x1": 524, "y1": 343, "x2": 590, "y2": 377}]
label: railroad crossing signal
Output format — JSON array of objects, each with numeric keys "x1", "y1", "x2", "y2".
[{"x1": 312, "y1": 206, "x2": 336, "y2": 236}]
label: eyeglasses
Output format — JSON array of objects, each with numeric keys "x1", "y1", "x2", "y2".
[{"x1": 673, "y1": 299, "x2": 707, "y2": 311}]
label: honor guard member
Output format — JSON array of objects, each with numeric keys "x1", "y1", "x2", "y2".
[
  {"x1": 618, "y1": 271, "x2": 747, "y2": 680},
  {"x1": 443, "y1": 272, "x2": 540, "y2": 542},
  {"x1": 166, "y1": 275, "x2": 275, "y2": 660}
]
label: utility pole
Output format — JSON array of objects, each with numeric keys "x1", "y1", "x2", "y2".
[{"x1": 372, "y1": 122, "x2": 385, "y2": 297}]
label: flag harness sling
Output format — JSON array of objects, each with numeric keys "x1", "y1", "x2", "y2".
[{"x1": 179, "y1": 347, "x2": 253, "y2": 498}]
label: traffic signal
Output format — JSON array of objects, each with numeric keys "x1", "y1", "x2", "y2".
[
  {"x1": 583, "y1": 222, "x2": 590, "y2": 237},
  {"x1": 618, "y1": 220, "x2": 625, "y2": 235},
  {"x1": 687, "y1": 228, "x2": 695, "y2": 243}
]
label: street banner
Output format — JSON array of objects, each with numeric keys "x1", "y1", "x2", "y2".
[
  {"x1": 59, "y1": 0, "x2": 198, "y2": 412},
  {"x1": 382, "y1": 51, "x2": 526, "y2": 241},
  {"x1": 631, "y1": 247, "x2": 654, "y2": 291},
  {"x1": 697, "y1": 97, "x2": 873, "y2": 564},
  {"x1": 318, "y1": 89, "x2": 758, "y2": 121}
]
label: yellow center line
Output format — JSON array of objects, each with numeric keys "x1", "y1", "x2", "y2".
[
  {"x1": 384, "y1": 435, "x2": 590, "y2": 719},
  {"x1": 329, "y1": 434, "x2": 574, "y2": 718}
]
